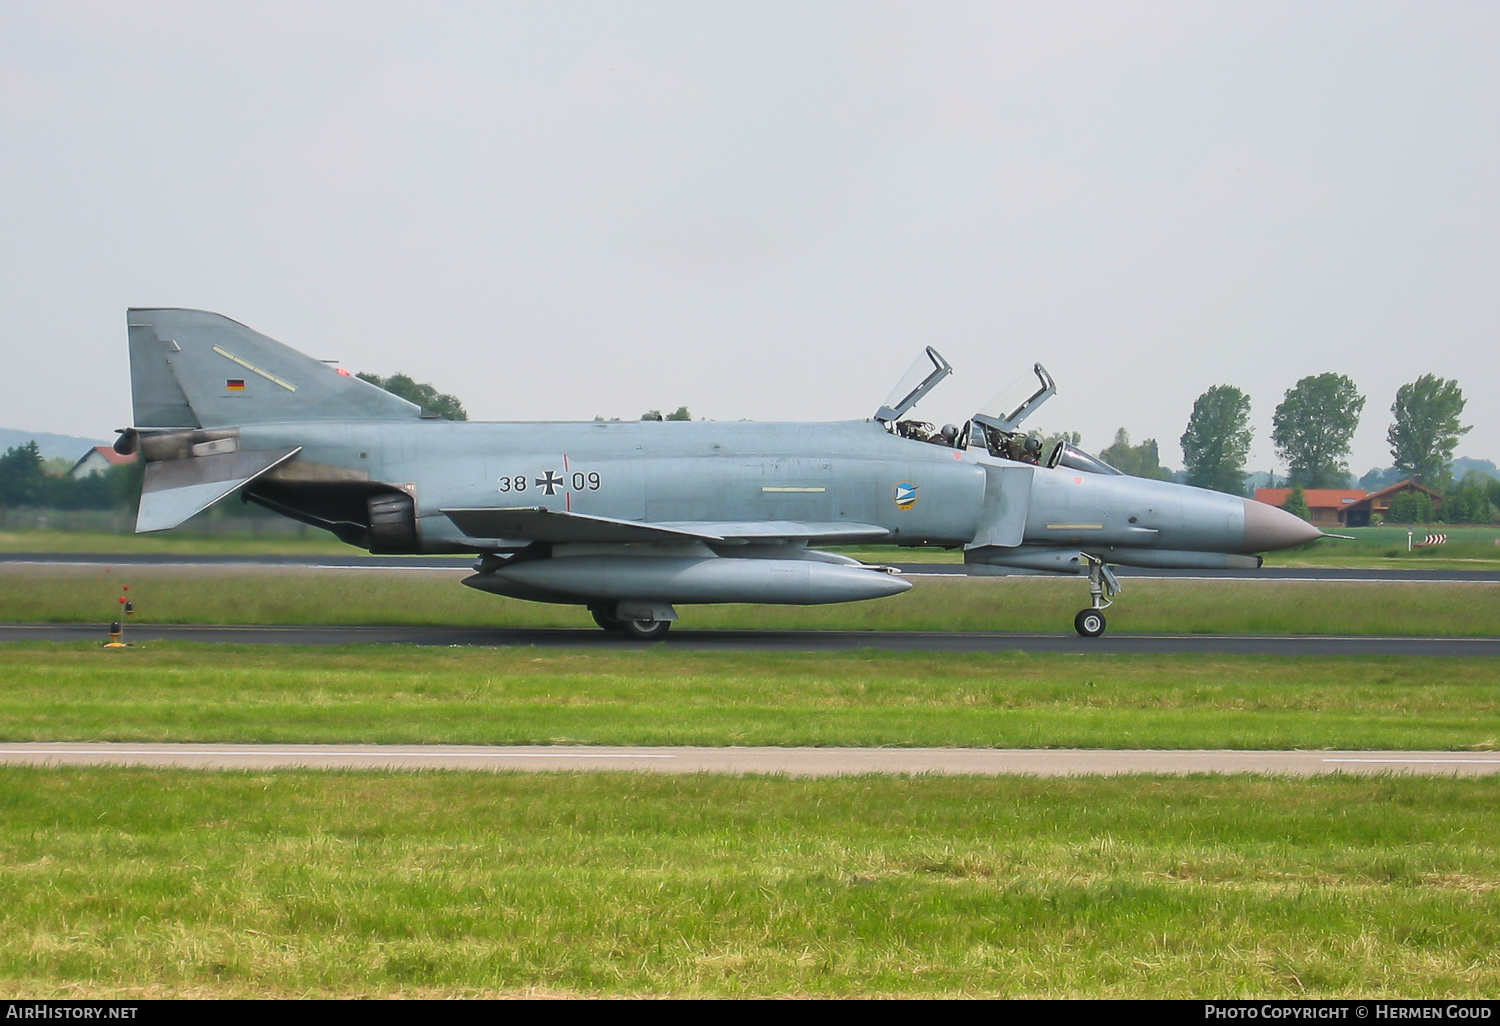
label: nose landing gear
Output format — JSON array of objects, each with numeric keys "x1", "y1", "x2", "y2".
[{"x1": 1074, "y1": 555, "x2": 1120, "y2": 638}]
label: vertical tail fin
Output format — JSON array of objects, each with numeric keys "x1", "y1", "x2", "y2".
[{"x1": 127, "y1": 308, "x2": 423, "y2": 428}]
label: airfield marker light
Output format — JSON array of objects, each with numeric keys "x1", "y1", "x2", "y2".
[{"x1": 105, "y1": 586, "x2": 135, "y2": 647}]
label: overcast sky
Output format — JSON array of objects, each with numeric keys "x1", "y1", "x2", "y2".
[{"x1": 2, "y1": 1, "x2": 1495, "y2": 476}]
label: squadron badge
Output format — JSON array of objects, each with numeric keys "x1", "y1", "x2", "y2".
[{"x1": 893, "y1": 482, "x2": 919, "y2": 510}]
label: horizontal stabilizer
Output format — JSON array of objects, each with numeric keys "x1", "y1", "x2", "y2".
[
  {"x1": 443, "y1": 507, "x2": 891, "y2": 546},
  {"x1": 137, "y1": 446, "x2": 301, "y2": 533}
]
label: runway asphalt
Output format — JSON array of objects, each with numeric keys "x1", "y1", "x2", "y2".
[
  {"x1": 4, "y1": 742, "x2": 1498, "y2": 776},
  {"x1": 3, "y1": 551, "x2": 1497, "y2": 583},
  {"x1": 3, "y1": 621, "x2": 1497, "y2": 655}
]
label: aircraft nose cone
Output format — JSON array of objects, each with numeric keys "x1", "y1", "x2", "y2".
[{"x1": 1241, "y1": 497, "x2": 1323, "y2": 552}]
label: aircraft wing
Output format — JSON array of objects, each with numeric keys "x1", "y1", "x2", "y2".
[{"x1": 442, "y1": 507, "x2": 890, "y2": 546}]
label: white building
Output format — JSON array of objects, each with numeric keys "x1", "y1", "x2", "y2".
[{"x1": 68, "y1": 446, "x2": 137, "y2": 479}]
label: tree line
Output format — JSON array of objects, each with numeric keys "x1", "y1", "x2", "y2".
[
  {"x1": 1121, "y1": 372, "x2": 1474, "y2": 492},
  {"x1": 0, "y1": 441, "x2": 142, "y2": 510},
  {"x1": 3, "y1": 367, "x2": 1490, "y2": 525},
  {"x1": 1160, "y1": 371, "x2": 1490, "y2": 523}
]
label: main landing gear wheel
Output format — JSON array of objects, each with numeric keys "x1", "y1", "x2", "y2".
[
  {"x1": 589, "y1": 605, "x2": 623, "y2": 632},
  {"x1": 618, "y1": 618, "x2": 671, "y2": 642},
  {"x1": 589, "y1": 603, "x2": 672, "y2": 641},
  {"x1": 1074, "y1": 609, "x2": 1106, "y2": 638}
]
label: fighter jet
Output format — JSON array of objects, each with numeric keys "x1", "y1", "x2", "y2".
[{"x1": 118, "y1": 309, "x2": 1320, "y2": 639}]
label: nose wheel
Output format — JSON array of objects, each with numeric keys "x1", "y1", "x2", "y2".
[
  {"x1": 1074, "y1": 609, "x2": 1106, "y2": 638},
  {"x1": 1074, "y1": 555, "x2": 1120, "y2": 637}
]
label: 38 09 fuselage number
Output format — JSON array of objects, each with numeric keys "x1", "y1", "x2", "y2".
[{"x1": 497, "y1": 471, "x2": 602, "y2": 495}]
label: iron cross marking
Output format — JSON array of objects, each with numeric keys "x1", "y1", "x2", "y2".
[{"x1": 536, "y1": 470, "x2": 564, "y2": 496}]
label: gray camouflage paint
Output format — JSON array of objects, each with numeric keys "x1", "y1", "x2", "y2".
[{"x1": 124, "y1": 309, "x2": 1320, "y2": 622}]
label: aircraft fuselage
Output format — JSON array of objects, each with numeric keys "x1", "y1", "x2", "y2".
[{"x1": 234, "y1": 417, "x2": 1268, "y2": 560}]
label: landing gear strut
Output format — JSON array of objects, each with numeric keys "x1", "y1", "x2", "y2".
[{"x1": 1074, "y1": 555, "x2": 1120, "y2": 638}]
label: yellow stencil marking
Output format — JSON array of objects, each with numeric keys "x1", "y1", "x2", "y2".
[{"x1": 213, "y1": 346, "x2": 297, "y2": 392}]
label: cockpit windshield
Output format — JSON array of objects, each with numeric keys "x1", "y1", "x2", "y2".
[
  {"x1": 973, "y1": 363, "x2": 1056, "y2": 433},
  {"x1": 968, "y1": 363, "x2": 1060, "y2": 464},
  {"x1": 875, "y1": 347, "x2": 952, "y2": 424}
]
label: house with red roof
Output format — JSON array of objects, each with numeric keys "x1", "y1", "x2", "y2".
[
  {"x1": 1253, "y1": 488, "x2": 1368, "y2": 528},
  {"x1": 1343, "y1": 480, "x2": 1446, "y2": 525},
  {"x1": 1255, "y1": 480, "x2": 1446, "y2": 527},
  {"x1": 68, "y1": 446, "x2": 137, "y2": 479}
]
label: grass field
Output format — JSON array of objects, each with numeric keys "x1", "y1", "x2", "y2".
[
  {"x1": 3, "y1": 534, "x2": 1497, "y2": 997},
  {"x1": 1267, "y1": 525, "x2": 1500, "y2": 569},
  {"x1": 3, "y1": 564, "x2": 1498, "y2": 635},
  {"x1": 2, "y1": 645, "x2": 1498, "y2": 751},
  {"x1": 2, "y1": 769, "x2": 1497, "y2": 997}
]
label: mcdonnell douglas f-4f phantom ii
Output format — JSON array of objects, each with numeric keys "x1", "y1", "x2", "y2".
[{"x1": 119, "y1": 309, "x2": 1321, "y2": 639}]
